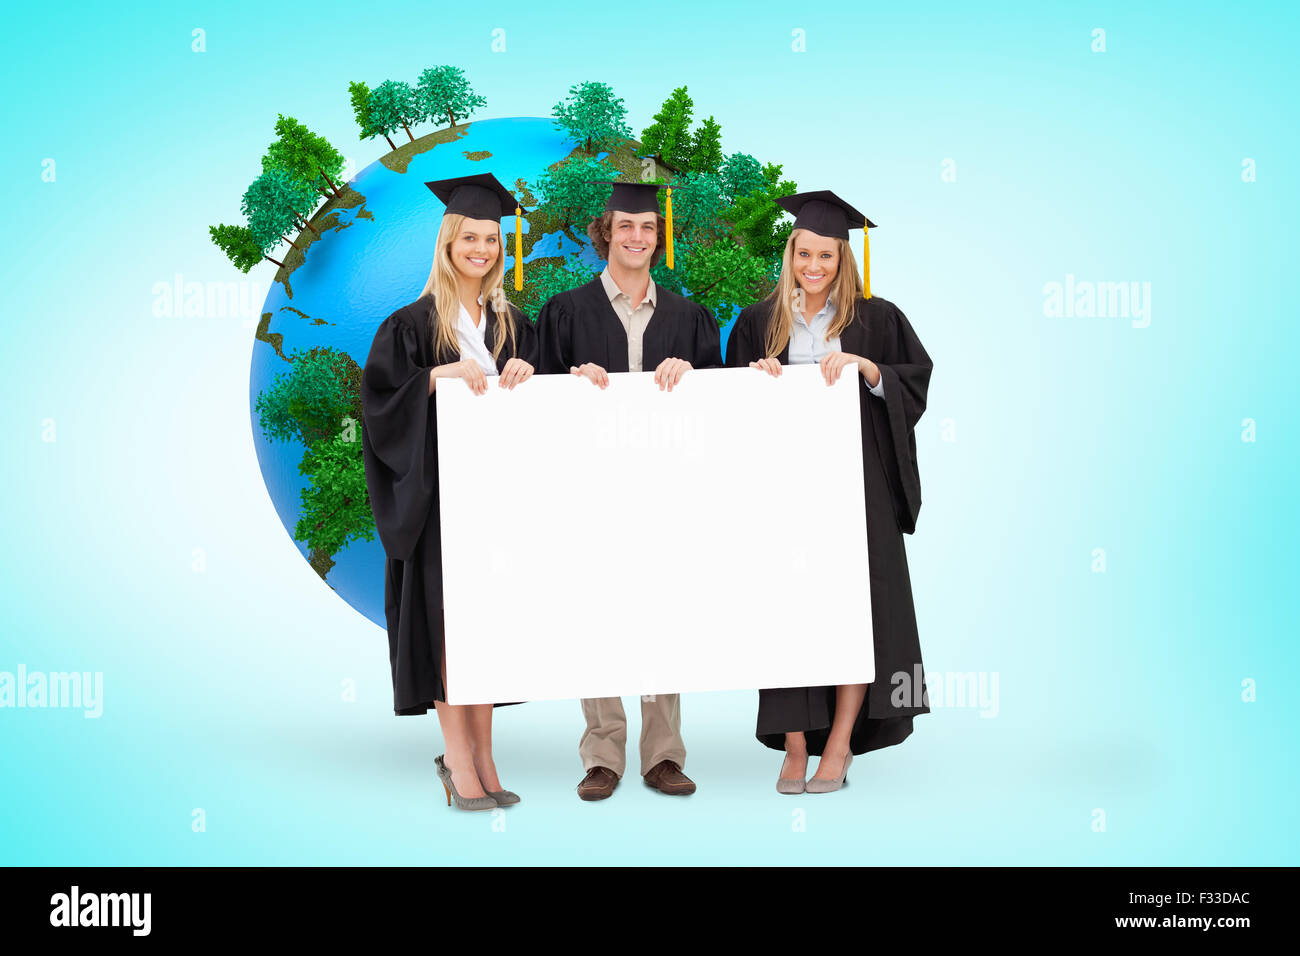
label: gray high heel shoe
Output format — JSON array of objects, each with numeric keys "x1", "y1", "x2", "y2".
[
  {"x1": 805, "y1": 753, "x2": 853, "y2": 794},
  {"x1": 435, "y1": 755, "x2": 498, "y2": 811},
  {"x1": 777, "y1": 753, "x2": 807, "y2": 794},
  {"x1": 485, "y1": 788, "x2": 521, "y2": 807}
]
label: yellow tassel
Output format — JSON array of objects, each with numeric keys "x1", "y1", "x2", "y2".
[
  {"x1": 514, "y1": 206, "x2": 523, "y2": 292},
  {"x1": 665, "y1": 187, "x2": 674, "y2": 271},
  {"x1": 863, "y1": 227, "x2": 872, "y2": 299}
]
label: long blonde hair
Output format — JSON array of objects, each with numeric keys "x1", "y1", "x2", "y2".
[
  {"x1": 420, "y1": 212, "x2": 517, "y2": 361},
  {"x1": 763, "y1": 229, "x2": 863, "y2": 358}
]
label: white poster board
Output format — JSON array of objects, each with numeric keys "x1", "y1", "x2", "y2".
[{"x1": 436, "y1": 363, "x2": 873, "y2": 704}]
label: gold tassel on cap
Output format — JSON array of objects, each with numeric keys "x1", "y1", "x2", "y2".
[
  {"x1": 665, "y1": 187, "x2": 674, "y2": 270},
  {"x1": 863, "y1": 227, "x2": 872, "y2": 299},
  {"x1": 514, "y1": 205, "x2": 523, "y2": 292}
]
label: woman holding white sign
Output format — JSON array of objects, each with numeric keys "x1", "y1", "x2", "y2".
[
  {"x1": 724, "y1": 190, "x2": 933, "y2": 795},
  {"x1": 360, "y1": 173, "x2": 536, "y2": 812}
]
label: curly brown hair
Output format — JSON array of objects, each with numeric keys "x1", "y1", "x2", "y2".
[{"x1": 586, "y1": 210, "x2": 669, "y2": 267}]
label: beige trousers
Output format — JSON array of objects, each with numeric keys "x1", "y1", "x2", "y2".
[{"x1": 579, "y1": 694, "x2": 685, "y2": 778}]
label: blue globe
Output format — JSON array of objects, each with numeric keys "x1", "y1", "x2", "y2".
[{"x1": 249, "y1": 116, "x2": 738, "y2": 625}]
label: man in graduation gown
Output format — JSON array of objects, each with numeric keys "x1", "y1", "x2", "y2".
[{"x1": 535, "y1": 181, "x2": 723, "y2": 801}]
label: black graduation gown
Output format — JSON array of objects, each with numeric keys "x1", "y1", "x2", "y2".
[
  {"x1": 360, "y1": 293, "x2": 538, "y2": 715},
  {"x1": 725, "y1": 294, "x2": 933, "y2": 755},
  {"x1": 534, "y1": 276, "x2": 723, "y2": 374}
]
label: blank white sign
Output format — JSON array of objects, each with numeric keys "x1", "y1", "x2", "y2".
[{"x1": 436, "y1": 363, "x2": 873, "y2": 704}]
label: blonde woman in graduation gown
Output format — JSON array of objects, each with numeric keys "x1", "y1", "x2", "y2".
[
  {"x1": 360, "y1": 174, "x2": 537, "y2": 811},
  {"x1": 724, "y1": 190, "x2": 933, "y2": 794}
]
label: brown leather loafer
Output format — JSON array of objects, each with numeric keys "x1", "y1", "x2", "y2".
[
  {"x1": 577, "y1": 766, "x2": 619, "y2": 801},
  {"x1": 643, "y1": 759, "x2": 696, "y2": 796}
]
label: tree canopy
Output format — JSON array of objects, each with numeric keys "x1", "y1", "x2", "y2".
[
  {"x1": 255, "y1": 346, "x2": 361, "y2": 449},
  {"x1": 417, "y1": 65, "x2": 487, "y2": 127},
  {"x1": 294, "y1": 429, "x2": 375, "y2": 558},
  {"x1": 640, "y1": 86, "x2": 694, "y2": 170},
  {"x1": 529, "y1": 155, "x2": 620, "y2": 231},
  {"x1": 208, "y1": 223, "x2": 263, "y2": 272},
  {"x1": 368, "y1": 80, "x2": 422, "y2": 142},
  {"x1": 553, "y1": 81, "x2": 631, "y2": 153},
  {"x1": 263, "y1": 114, "x2": 344, "y2": 199}
]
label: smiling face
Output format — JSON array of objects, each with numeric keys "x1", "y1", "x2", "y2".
[
  {"x1": 606, "y1": 211, "x2": 659, "y2": 272},
  {"x1": 791, "y1": 229, "x2": 840, "y2": 297},
  {"x1": 450, "y1": 217, "x2": 501, "y2": 280}
]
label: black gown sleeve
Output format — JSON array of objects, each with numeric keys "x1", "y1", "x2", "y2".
[
  {"x1": 692, "y1": 303, "x2": 724, "y2": 370},
  {"x1": 870, "y1": 301, "x2": 933, "y2": 534},
  {"x1": 534, "y1": 293, "x2": 571, "y2": 374},
  {"x1": 511, "y1": 305, "x2": 539, "y2": 365},
  {"x1": 359, "y1": 311, "x2": 436, "y2": 562},
  {"x1": 724, "y1": 306, "x2": 759, "y2": 367}
]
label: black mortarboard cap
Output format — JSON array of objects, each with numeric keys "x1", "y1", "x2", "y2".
[
  {"x1": 775, "y1": 190, "x2": 875, "y2": 241},
  {"x1": 425, "y1": 172, "x2": 525, "y2": 220},
  {"x1": 585, "y1": 180, "x2": 677, "y2": 215}
]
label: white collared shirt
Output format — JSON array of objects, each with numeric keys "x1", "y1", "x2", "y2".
[
  {"x1": 456, "y1": 296, "x2": 497, "y2": 376},
  {"x1": 600, "y1": 266, "x2": 656, "y2": 373},
  {"x1": 788, "y1": 298, "x2": 885, "y2": 398}
]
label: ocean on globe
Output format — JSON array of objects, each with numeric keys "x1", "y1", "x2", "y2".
[{"x1": 249, "y1": 116, "x2": 739, "y2": 626}]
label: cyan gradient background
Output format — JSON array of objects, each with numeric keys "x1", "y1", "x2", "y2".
[{"x1": 1, "y1": 1, "x2": 1295, "y2": 865}]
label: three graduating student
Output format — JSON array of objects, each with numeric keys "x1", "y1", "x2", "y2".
[
  {"x1": 360, "y1": 173, "x2": 537, "y2": 812},
  {"x1": 535, "y1": 180, "x2": 723, "y2": 801},
  {"x1": 724, "y1": 190, "x2": 934, "y2": 794},
  {"x1": 360, "y1": 171, "x2": 932, "y2": 806}
]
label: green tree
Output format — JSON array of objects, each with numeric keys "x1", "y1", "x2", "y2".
[
  {"x1": 682, "y1": 236, "x2": 769, "y2": 327},
  {"x1": 246, "y1": 199, "x2": 301, "y2": 260},
  {"x1": 255, "y1": 346, "x2": 360, "y2": 449},
  {"x1": 294, "y1": 429, "x2": 375, "y2": 558},
  {"x1": 685, "y1": 115, "x2": 724, "y2": 173},
  {"x1": 209, "y1": 223, "x2": 280, "y2": 271},
  {"x1": 369, "y1": 80, "x2": 423, "y2": 143},
  {"x1": 263, "y1": 114, "x2": 345, "y2": 199},
  {"x1": 640, "y1": 86, "x2": 694, "y2": 170},
  {"x1": 529, "y1": 156, "x2": 619, "y2": 231},
  {"x1": 719, "y1": 152, "x2": 765, "y2": 203},
  {"x1": 552, "y1": 81, "x2": 631, "y2": 153},
  {"x1": 725, "y1": 161, "x2": 798, "y2": 262},
  {"x1": 416, "y1": 65, "x2": 486, "y2": 127},
  {"x1": 649, "y1": 233, "x2": 767, "y2": 327},
  {"x1": 349, "y1": 80, "x2": 396, "y2": 150},
  {"x1": 669, "y1": 171, "x2": 726, "y2": 243},
  {"x1": 241, "y1": 167, "x2": 321, "y2": 243}
]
